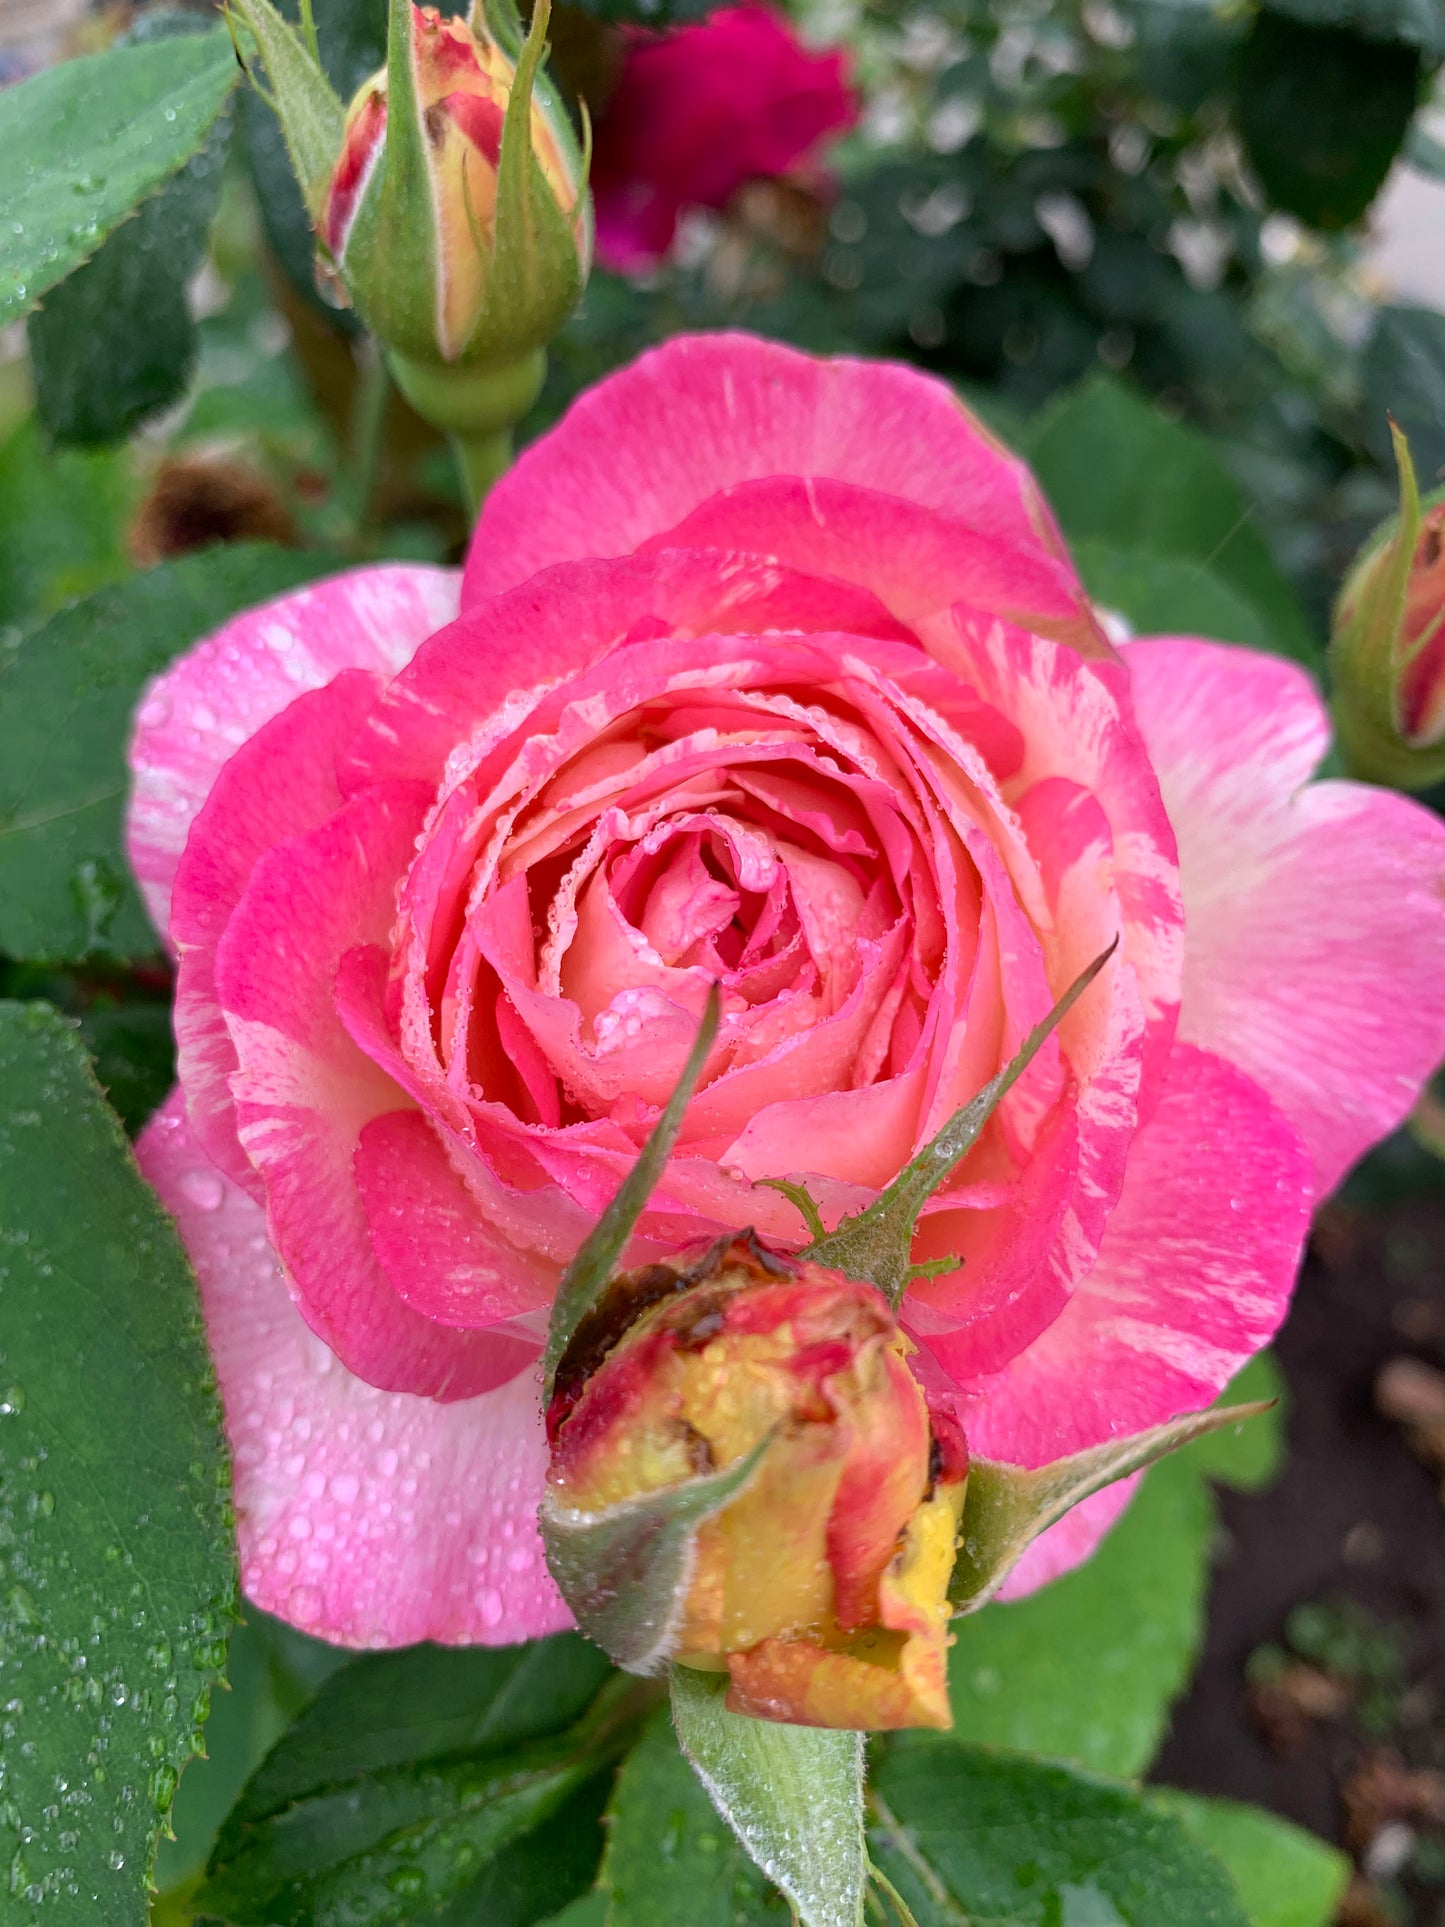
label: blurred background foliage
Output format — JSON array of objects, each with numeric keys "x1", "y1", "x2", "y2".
[{"x1": 2, "y1": 0, "x2": 1443, "y2": 655}]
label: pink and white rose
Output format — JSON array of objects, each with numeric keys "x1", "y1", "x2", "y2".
[{"x1": 130, "y1": 333, "x2": 1445, "y2": 1645}]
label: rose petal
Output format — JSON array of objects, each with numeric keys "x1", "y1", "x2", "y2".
[
  {"x1": 592, "y1": 5, "x2": 855, "y2": 271},
  {"x1": 643, "y1": 475, "x2": 1104, "y2": 655},
  {"x1": 169, "y1": 672, "x2": 384, "y2": 1192},
  {"x1": 354, "y1": 1109, "x2": 553, "y2": 1343},
  {"x1": 216, "y1": 783, "x2": 511, "y2": 1398},
  {"x1": 136, "y1": 1094, "x2": 568, "y2": 1648},
  {"x1": 344, "y1": 548, "x2": 911, "y2": 797},
  {"x1": 1127, "y1": 636, "x2": 1445, "y2": 1193},
  {"x1": 464, "y1": 333, "x2": 1074, "y2": 604},
  {"x1": 948, "y1": 1041, "x2": 1311, "y2": 1590},
  {"x1": 948, "y1": 617, "x2": 1184, "y2": 1111},
  {"x1": 128, "y1": 564, "x2": 458, "y2": 935}
]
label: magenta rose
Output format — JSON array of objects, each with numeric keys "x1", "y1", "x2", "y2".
[
  {"x1": 131, "y1": 334, "x2": 1445, "y2": 1646},
  {"x1": 590, "y1": 4, "x2": 857, "y2": 272}
]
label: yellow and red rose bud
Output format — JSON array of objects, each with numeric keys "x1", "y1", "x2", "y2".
[
  {"x1": 1331, "y1": 424, "x2": 1445, "y2": 791},
  {"x1": 229, "y1": 0, "x2": 589, "y2": 490},
  {"x1": 541, "y1": 1235, "x2": 968, "y2": 1731},
  {"x1": 324, "y1": 3, "x2": 588, "y2": 373}
]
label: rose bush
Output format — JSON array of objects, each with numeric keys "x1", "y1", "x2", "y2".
[
  {"x1": 131, "y1": 332, "x2": 1445, "y2": 1647},
  {"x1": 589, "y1": 5, "x2": 856, "y2": 272}
]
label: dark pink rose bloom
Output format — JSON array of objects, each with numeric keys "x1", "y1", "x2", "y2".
[
  {"x1": 129, "y1": 334, "x2": 1445, "y2": 1647},
  {"x1": 590, "y1": 4, "x2": 857, "y2": 271}
]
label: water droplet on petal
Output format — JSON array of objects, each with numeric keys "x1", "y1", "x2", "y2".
[{"x1": 179, "y1": 1169, "x2": 224, "y2": 1213}]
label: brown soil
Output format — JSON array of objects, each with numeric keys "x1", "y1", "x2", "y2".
[{"x1": 1155, "y1": 1167, "x2": 1445, "y2": 1921}]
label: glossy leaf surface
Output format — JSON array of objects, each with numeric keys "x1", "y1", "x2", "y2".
[{"x1": 0, "y1": 1002, "x2": 235, "y2": 1924}]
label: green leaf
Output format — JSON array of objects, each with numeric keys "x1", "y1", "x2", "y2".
[
  {"x1": 419, "y1": 1776, "x2": 618, "y2": 1927},
  {"x1": 0, "y1": 416, "x2": 135, "y2": 630},
  {"x1": 541, "y1": 1428, "x2": 775, "y2": 1674},
  {"x1": 1234, "y1": 12, "x2": 1422, "y2": 233},
  {"x1": 76, "y1": 1001, "x2": 177, "y2": 1137},
  {"x1": 1149, "y1": 1793, "x2": 1350, "y2": 1927},
  {"x1": 949, "y1": 1400, "x2": 1273, "y2": 1613},
  {"x1": 200, "y1": 1636, "x2": 631, "y2": 1926},
  {"x1": 0, "y1": 962, "x2": 176, "y2": 1137},
  {"x1": 154, "y1": 1613, "x2": 304, "y2": 1894},
  {"x1": 0, "y1": 28, "x2": 239, "y2": 328},
  {"x1": 1260, "y1": 0, "x2": 1445, "y2": 60},
  {"x1": 1187, "y1": 1353, "x2": 1287, "y2": 1494},
  {"x1": 945, "y1": 1456, "x2": 1213, "y2": 1779},
  {"x1": 602, "y1": 1711, "x2": 783, "y2": 1925},
  {"x1": 306, "y1": 0, "x2": 391, "y2": 94},
  {"x1": 1364, "y1": 305, "x2": 1445, "y2": 489},
  {"x1": 870, "y1": 1741, "x2": 1251, "y2": 1927},
  {"x1": 803, "y1": 947, "x2": 1115, "y2": 1306},
  {"x1": 0, "y1": 1000, "x2": 236, "y2": 1922},
  {"x1": 1024, "y1": 376, "x2": 1319, "y2": 666},
  {"x1": 670, "y1": 1667, "x2": 865, "y2": 1927},
  {"x1": 544, "y1": 984, "x2": 720, "y2": 1391},
  {"x1": 202, "y1": 1762, "x2": 613, "y2": 1926},
  {"x1": 220, "y1": 1634, "x2": 611, "y2": 1830},
  {"x1": 1072, "y1": 542, "x2": 1275, "y2": 650},
  {"x1": 540, "y1": 1897, "x2": 609, "y2": 1927},
  {"x1": 0, "y1": 545, "x2": 343, "y2": 966},
  {"x1": 28, "y1": 110, "x2": 230, "y2": 449}
]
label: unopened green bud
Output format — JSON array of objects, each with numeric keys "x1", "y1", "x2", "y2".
[
  {"x1": 1331, "y1": 424, "x2": 1445, "y2": 791},
  {"x1": 229, "y1": 0, "x2": 590, "y2": 495},
  {"x1": 323, "y1": 0, "x2": 589, "y2": 368}
]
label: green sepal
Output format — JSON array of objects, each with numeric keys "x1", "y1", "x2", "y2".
[
  {"x1": 478, "y1": 0, "x2": 528, "y2": 64},
  {"x1": 543, "y1": 983, "x2": 720, "y2": 1394},
  {"x1": 1330, "y1": 422, "x2": 1445, "y2": 789},
  {"x1": 471, "y1": 0, "x2": 589, "y2": 366},
  {"x1": 949, "y1": 1398, "x2": 1275, "y2": 1613},
  {"x1": 1331, "y1": 420, "x2": 1421, "y2": 743},
  {"x1": 226, "y1": 0, "x2": 343, "y2": 218},
  {"x1": 338, "y1": 0, "x2": 444, "y2": 365},
  {"x1": 540, "y1": 1427, "x2": 773, "y2": 1674},
  {"x1": 339, "y1": 0, "x2": 587, "y2": 385},
  {"x1": 802, "y1": 942, "x2": 1116, "y2": 1307},
  {"x1": 670, "y1": 1667, "x2": 866, "y2": 1927}
]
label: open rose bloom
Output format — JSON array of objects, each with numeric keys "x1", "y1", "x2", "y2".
[{"x1": 130, "y1": 334, "x2": 1445, "y2": 1652}]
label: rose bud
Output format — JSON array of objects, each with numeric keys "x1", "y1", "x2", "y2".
[
  {"x1": 230, "y1": 0, "x2": 590, "y2": 499},
  {"x1": 542, "y1": 1234, "x2": 968, "y2": 1731},
  {"x1": 1331, "y1": 423, "x2": 1445, "y2": 791}
]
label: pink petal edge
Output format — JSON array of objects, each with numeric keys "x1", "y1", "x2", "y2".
[
  {"x1": 127, "y1": 563, "x2": 459, "y2": 940},
  {"x1": 137, "y1": 1093, "x2": 570, "y2": 1648},
  {"x1": 463, "y1": 332, "x2": 1072, "y2": 605},
  {"x1": 215, "y1": 783, "x2": 517, "y2": 1398},
  {"x1": 169, "y1": 672, "x2": 385, "y2": 1193},
  {"x1": 1128, "y1": 637, "x2": 1445, "y2": 1194}
]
